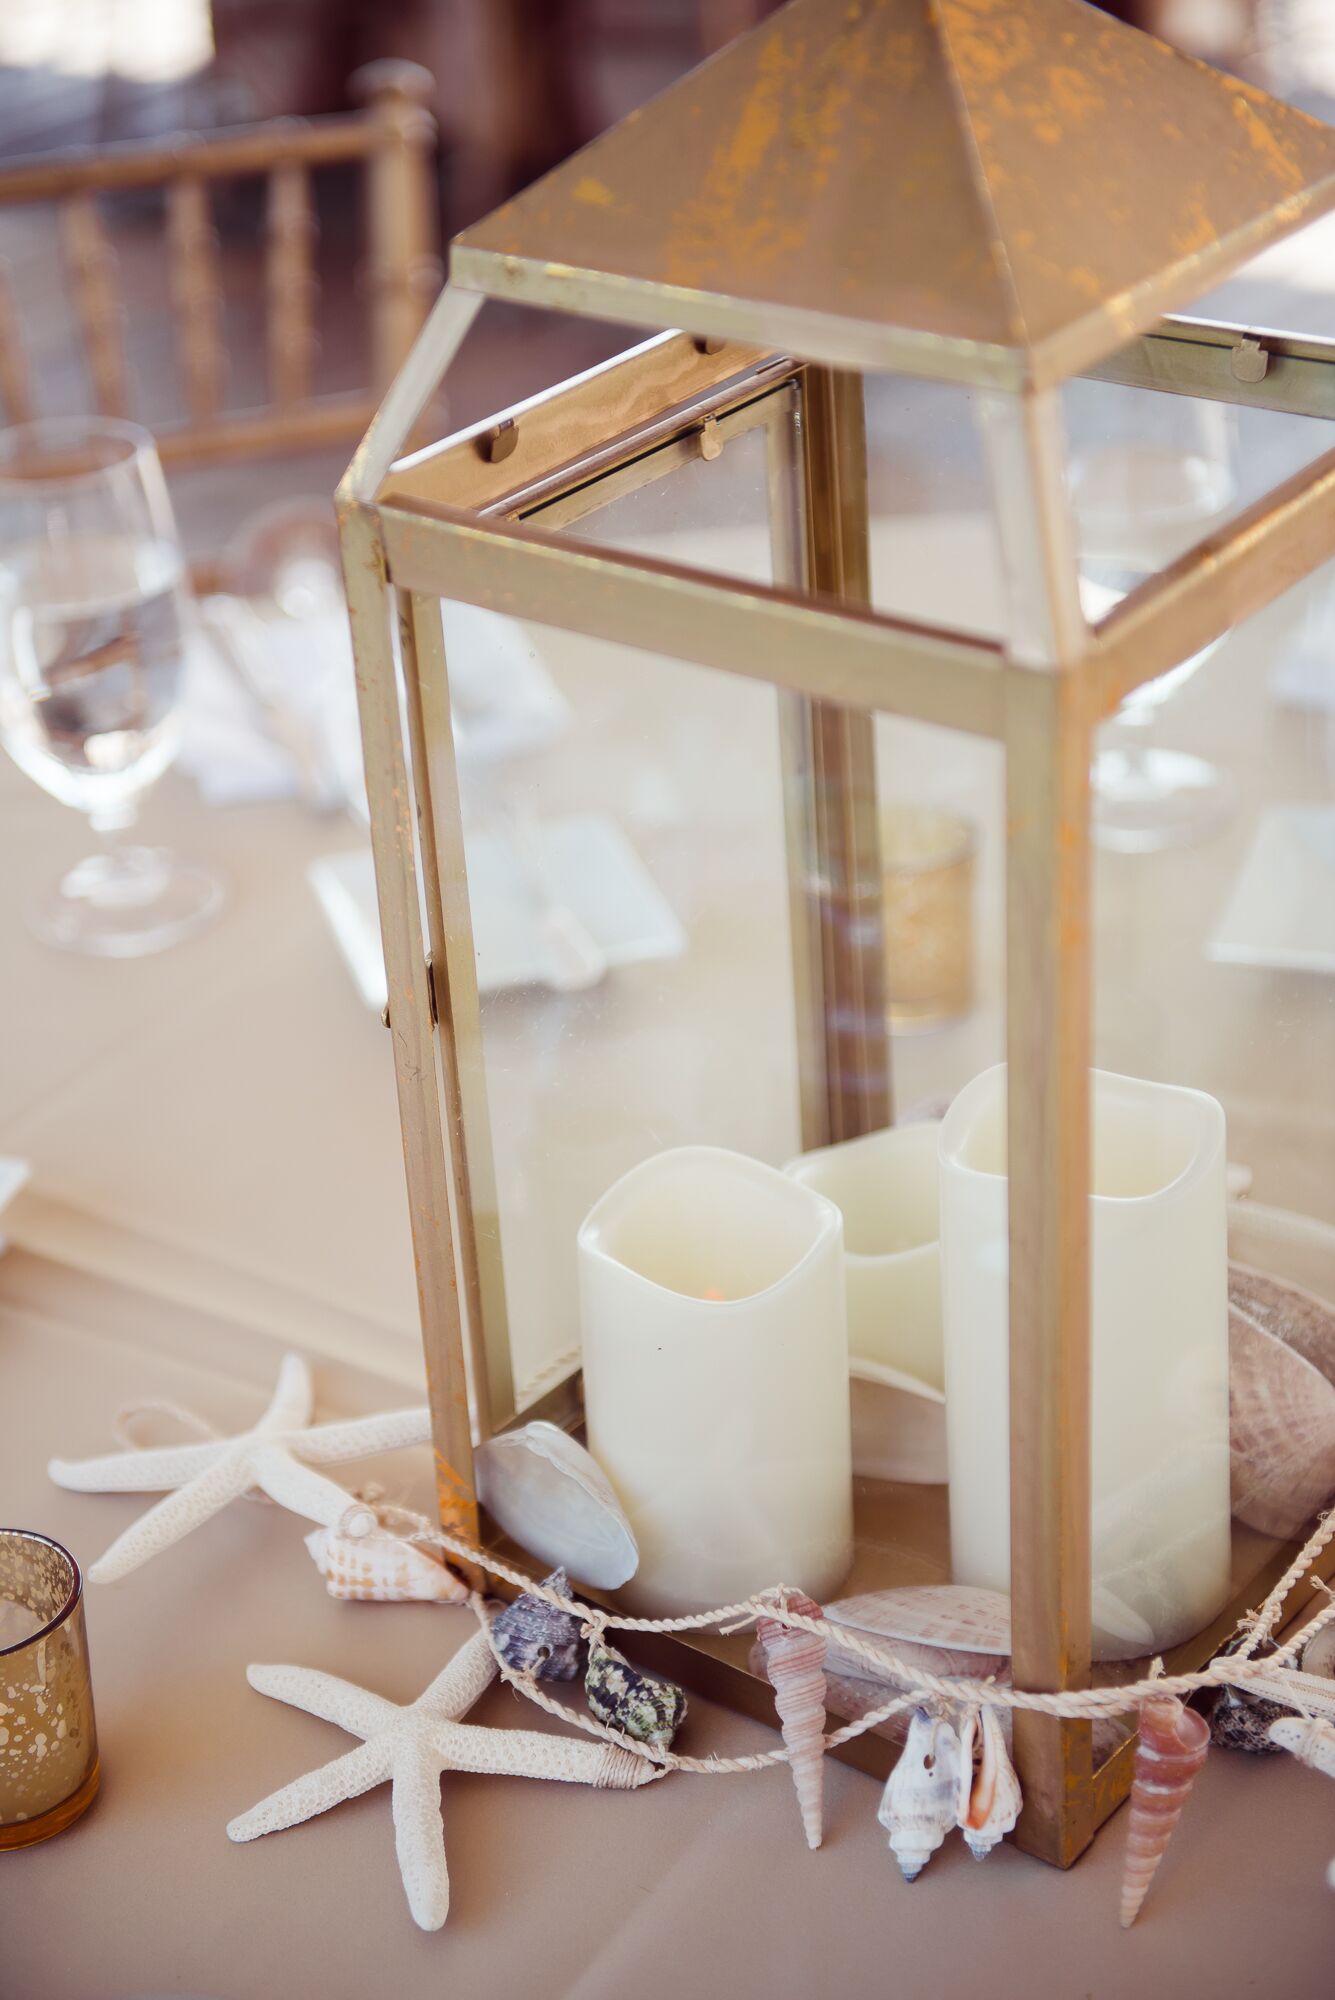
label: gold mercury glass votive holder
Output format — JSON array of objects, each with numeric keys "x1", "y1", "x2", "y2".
[
  {"x1": 0, "y1": 1530, "x2": 99, "y2": 1847},
  {"x1": 880, "y1": 804, "x2": 977, "y2": 1031}
]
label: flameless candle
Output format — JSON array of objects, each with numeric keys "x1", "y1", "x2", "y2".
[
  {"x1": 579, "y1": 1146, "x2": 852, "y2": 1616},
  {"x1": 939, "y1": 1066, "x2": 1231, "y2": 1658},
  {"x1": 785, "y1": 1120, "x2": 944, "y2": 1390}
]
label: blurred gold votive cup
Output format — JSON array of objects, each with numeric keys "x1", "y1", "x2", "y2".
[
  {"x1": 0, "y1": 1530, "x2": 99, "y2": 1848},
  {"x1": 880, "y1": 804, "x2": 977, "y2": 1031}
]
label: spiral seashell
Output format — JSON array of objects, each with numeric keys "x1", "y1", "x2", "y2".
[
  {"x1": 585, "y1": 1642, "x2": 687, "y2": 1749},
  {"x1": 1268, "y1": 1714, "x2": 1335, "y2": 1777},
  {"x1": 303, "y1": 1525, "x2": 468, "y2": 1604},
  {"x1": 1119, "y1": 1695, "x2": 1211, "y2": 1928},
  {"x1": 757, "y1": 1591, "x2": 827, "y2": 1850},
  {"x1": 490, "y1": 1569, "x2": 585, "y2": 1681},
  {"x1": 877, "y1": 1707, "x2": 961, "y2": 1882},
  {"x1": 956, "y1": 1705, "x2": 1022, "y2": 1859}
]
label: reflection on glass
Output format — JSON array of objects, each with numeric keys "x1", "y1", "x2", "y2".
[{"x1": 1067, "y1": 385, "x2": 1237, "y2": 852}]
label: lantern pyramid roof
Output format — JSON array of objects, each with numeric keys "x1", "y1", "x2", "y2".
[{"x1": 451, "y1": 0, "x2": 1335, "y2": 390}]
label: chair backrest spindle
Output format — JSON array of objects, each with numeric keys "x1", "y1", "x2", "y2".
[
  {"x1": 168, "y1": 175, "x2": 226, "y2": 427},
  {"x1": 0, "y1": 61, "x2": 438, "y2": 468},
  {"x1": 0, "y1": 257, "x2": 32, "y2": 427},
  {"x1": 62, "y1": 191, "x2": 129, "y2": 419},
  {"x1": 266, "y1": 162, "x2": 318, "y2": 413}
]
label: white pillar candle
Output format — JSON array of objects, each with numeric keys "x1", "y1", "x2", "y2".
[
  {"x1": 785, "y1": 1121, "x2": 944, "y2": 1389},
  {"x1": 579, "y1": 1146, "x2": 852, "y2": 1616},
  {"x1": 939, "y1": 1065, "x2": 1231, "y2": 1659}
]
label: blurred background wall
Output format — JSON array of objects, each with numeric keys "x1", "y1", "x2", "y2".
[{"x1": 1, "y1": 2, "x2": 1324, "y2": 232}]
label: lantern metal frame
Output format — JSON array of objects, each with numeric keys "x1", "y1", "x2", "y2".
[{"x1": 339, "y1": 0, "x2": 1335, "y2": 1867}]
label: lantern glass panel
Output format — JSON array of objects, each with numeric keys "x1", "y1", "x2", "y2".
[
  {"x1": 1090, "y1": 544, "x2": 1335, "y2": 1671},
  {"x1": 435, "y1": 425, "x2": 809, "y2": 1415},
  {"x1": 863, "y1": 376, "x2": 1005, "y2": 637}
]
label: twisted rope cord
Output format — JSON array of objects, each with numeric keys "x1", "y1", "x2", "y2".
[
  {"x1": 360, "y1": 1505, "x2": 1335, "y2": 1769},
  {"x1": 1237, "y1": 1509, "x2": 1335, "y2": 1661}
]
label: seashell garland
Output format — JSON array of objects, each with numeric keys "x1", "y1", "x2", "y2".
[
  {"x1": 956, "y1": 1705, "x2": 1022, "y2": 1859},
  {"x1": 585, "y1": 1641, "x2": 687, "y2": 1749},
  {"x1": 1119, "y1": 1695, "x2": 1211, "y2": 1928},
  {"x1": 303, "y1": 1523, "x2": 468, "y2": 1605},
  {"x1": 1228, "y1": 1267, "x2": 1335, "y2": 1539},
  {"x1": 756, "y1": 1591, "x2": 828, "y2": 1850},
  {"x1": 474, "y1": 1422, "x2": 639, "y2": 1589},
  {"x1": 1268, "y1": 1713, "x2": 1335, "y2": 1777},
  {"x1": 877, "y1": 1707, "x2": 962, "y2": 1882},
  {"x1": 490, "y1": 1569, "x2": 585, "y2": 1682}
]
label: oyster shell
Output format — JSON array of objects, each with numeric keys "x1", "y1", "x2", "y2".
[{"x1": 474, "y1": 1422, "x2": 638, "y2": 1588}]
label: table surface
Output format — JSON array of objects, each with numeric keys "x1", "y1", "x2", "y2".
[
  {"x1": 3, "y1": 415, "x2": 1335, "y2": 1990},
  {"x1": 0, "y1": 1247, "x2": 1331, "y2": 2000}
]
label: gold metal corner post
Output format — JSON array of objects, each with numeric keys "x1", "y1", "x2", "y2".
[
  {"x1": 793, "y1": 366, "x2": 892, "y2": 1146},
  {"x1": 985, "y1": 388, "x2": 1096, "y2": 1865},
  {"x1": 337, "y1": 496, "x2": 480, "y2": 1567}
]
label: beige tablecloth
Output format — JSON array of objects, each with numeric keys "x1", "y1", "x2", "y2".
[{"x1": 0, "y1": 1249, "x2": 1331, "y2": 2000}]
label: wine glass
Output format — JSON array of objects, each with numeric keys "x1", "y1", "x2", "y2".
[
  {"x1": 0, "y1": 418, "x2": 223, "y2": 954},
  {"x1": 1065, "y1": 386, "x2": 1237, "y2": 852}
]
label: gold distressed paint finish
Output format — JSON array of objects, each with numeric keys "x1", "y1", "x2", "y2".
[{"x1": 452, "y1": 0, "x2": 1335, "y2": 389}]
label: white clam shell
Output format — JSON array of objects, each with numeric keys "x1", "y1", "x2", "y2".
[
  {"x1": 474, "y1": 1421, "x2": 638, "y2": 1588},
  {"x1": 849, "y1": 1361, "x2": 947, "y2": 1484}
]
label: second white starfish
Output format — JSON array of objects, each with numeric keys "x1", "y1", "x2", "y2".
[
  {"x1": 227, "y1": 1625, "x2": 663, "y2": 1928},
  {"x1": 48, "y1": 1353, "x2": 431, "y2": 1583}
]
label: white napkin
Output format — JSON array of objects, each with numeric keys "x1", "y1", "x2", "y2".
[{"x1": 178, "y1": 600, "x2": 570, "y2": 812}]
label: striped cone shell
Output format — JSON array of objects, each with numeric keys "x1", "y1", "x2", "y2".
[
  {"x1": 304, "y1": 1525, "x2": 468, "y2": 1604},
  {"x1": 757, "y1": 1591, "x2": 827, "y2": 1850},
  {"x1": 1119, "y1": 1695, "x2": 1210, "y2": 1928}
]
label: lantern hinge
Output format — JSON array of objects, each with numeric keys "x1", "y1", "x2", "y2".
[
  {"x1": 698, "y1": 414, "x2": 723, "y2": 462},
  {"x1": 1231, "y1": 336, "x2": 1269, "y2": 384},
  {"x1": 379, "y1": 956, "x2": 440, "y2": 1031}
]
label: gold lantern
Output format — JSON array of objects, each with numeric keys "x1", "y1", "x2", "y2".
[{"x1": 338, "y1": 0, "x2": 1335, "y2": 1866}]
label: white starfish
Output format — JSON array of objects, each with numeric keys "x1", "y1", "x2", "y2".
[
  {"x1": 227, "y1": 1626, "x2": 663, "y2": 1928},
  {"x1": 48, "y1": 1354, "x2": 430, "y2": 1583}
]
